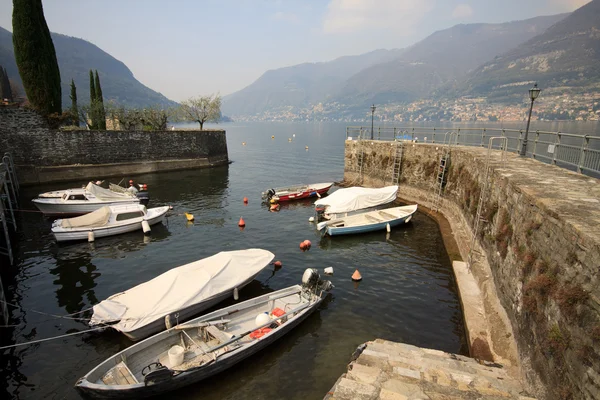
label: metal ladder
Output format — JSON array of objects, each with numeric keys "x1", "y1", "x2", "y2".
[
  {"x1": 390, "y1": 141, "x2": 404, "y2": 185},
  {"x1": 0, "y1": 152, "x2": 19, "y2": 265},
  {"x1": 467, "y1": 137, "x2": 507, "y2": 269},
  {"x1": 429, "y1": 131, "x2": 457, "y2": 212},
  {"x1": 356, "y1": 128, "x2": 366, "y2": 184}
]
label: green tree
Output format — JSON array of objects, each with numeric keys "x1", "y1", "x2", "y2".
[
  {"x1": 69, "y1": 79, "x2": 79, "y2": 126},
  {"x1": 12, "y1": 0, "x2": 61, "y2": 115},
  {"x1": 89, "y1": 69, "x2": 97, "y2": 128},
  {"x1": 0, "y1": 66, "x2": 13, "y2": 101},
  {"x1": 179, "y1": 94, "x2": 222, "y2": 130},
  {"x1": 94, "y1": 70, "x2": 106, "y2": 130}
]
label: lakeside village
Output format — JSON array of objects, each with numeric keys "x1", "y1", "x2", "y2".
[{"x1": 233, "y1": 91, "x2": 600, "y2": 123}]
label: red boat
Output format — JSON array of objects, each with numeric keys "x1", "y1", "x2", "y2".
[{"x1": 262, "y1": 182, "x2": 333, "y2": 202}]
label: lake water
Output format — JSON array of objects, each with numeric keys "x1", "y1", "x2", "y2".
[{"x1": 2, "y1": 119, "x2": 593, "y2": 399}]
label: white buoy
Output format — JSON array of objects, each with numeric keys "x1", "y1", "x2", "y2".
[
  {"x1": 164, "y1": 315, "x2": 172, "y2": 329},
  {"x1": 293, "y1": 134, "x2": 296, "y2": 137},
  {"x1": 142, "y1": 220, "x2": 151, "y2": 234},
  {"x1": 324, "y1": 267, "x2": 334, "y2": 275},
  {"x1": 255, "y1": 312, "x2": 270, "y2": 327},
  {"x1": 386, "y1": 223, "x2": 391, "y2": 233},
  {"x1": 309, "y1": 216, "x2": 315, "y2": 222},
  {"x1": 233, "y1": 287, "x2": 239, "y2": 300},
  {"x1": 87, "y1": 231, "x2": 95, "y2": 242}
]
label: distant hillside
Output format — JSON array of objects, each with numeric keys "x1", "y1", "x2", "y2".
[
  {"x1": 0, "y1": 26, "x2": 176, "y2": 108},
  {"x1": 454, "y1": 0, "x2": 600, "y2": 102},
  {"x1": 335, "y1": 14, "x2": 568, "y2": 106},
  {"x1": 222, "y1": 49, "x2": 404, "y2": 116}
]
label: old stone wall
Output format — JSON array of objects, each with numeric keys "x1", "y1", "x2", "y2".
[
  {"x1": 0, "y1": 106, "x2": 229, "y2": 184},
  {"x1": 344, "y1": 139, "x2": 600, "y2": 400}
]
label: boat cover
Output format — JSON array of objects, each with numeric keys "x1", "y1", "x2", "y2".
[
  {"x1": 314, "y1": 186, "x2": 398, "y2": 214},
  {"x1": 85, "y1": 182, "x2": 136, "y2": 201},
  {"x1": 61, "y1": 206, "x2": 111, "y2": 228},
  {"x1": 90, "y1": 249, "x2": 275, "y2": 333}
]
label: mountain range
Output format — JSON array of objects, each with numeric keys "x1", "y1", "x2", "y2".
[
  {"x1": 224, "y1": 0, "x2": 600, "y2": 118},
  {"x1": 0, "y1": 26, "x2": 176, "y2": 109}
]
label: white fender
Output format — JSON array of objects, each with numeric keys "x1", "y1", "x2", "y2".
[
  {"x1": 142, "y1": 220, "x2": 151, "y2": 234},
  {"x1": 87, "y1": 231, "x2": 95, "y2": 242}
]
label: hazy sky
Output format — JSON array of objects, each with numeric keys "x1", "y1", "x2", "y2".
[{"x1": 0, "y1": 0, "x2": 590, "y2": 101}]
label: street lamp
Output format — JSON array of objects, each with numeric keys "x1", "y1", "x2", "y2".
[
  {"x1": 520, "y1": 83, "x2": 541, "y2": 157},
  {"x1": 370, "y1": 104, "x2": 376, "y2": 140}
]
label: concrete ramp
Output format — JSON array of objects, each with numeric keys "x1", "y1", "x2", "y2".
[{"x1": 325, "y1": 339, "x2": 534, "y2": 400}]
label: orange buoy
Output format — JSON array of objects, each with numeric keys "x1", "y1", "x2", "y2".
[
  {"x1": 274, "y1": 260, "x2": 282, "y2": 269},
  {"x1": 304, "y1": 239, "x2": 312, "y2": 248},
  {"x1": 351, "y1": 269, "x2": 362, "y2": 282},
  {"x1": 270, "y1": 204, "x2": 280, "y2": 211},
  {"x1": 299, "y1": 242, "x2": 307, "y2": 250},
  {"x1": 238, "y1": 217, "x2": 246, "y2": 227},
  {"x1": 243, "y1": 197, "x2": 248, "y2": 204}
]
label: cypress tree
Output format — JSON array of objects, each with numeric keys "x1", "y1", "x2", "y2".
[
  {"x1": 94, "y1": 70, "x2": 106, "y2": 130},
  {"x1": 12, "y1": 0, "x2": 62, "y2": 115},
  {"x1": 0, "y1": 66, "x2": 6, "y2": 100},
  {"x1": 89, "y1": 69, "x2": 96, "y2": 129},
  {"x1": 70, "y1": 79, "x2": 79, "y2": 126},
  {"x1": 3, "y1": 67, "x2": 13, "y2": 101}
]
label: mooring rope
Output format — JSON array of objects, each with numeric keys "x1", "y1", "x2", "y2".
[
  {"x1": 0, "y1": 299, "x2": 92, "y2": 322},
  {"x1": 0, "y1": 326, "x2": 106, "y2": 350}
]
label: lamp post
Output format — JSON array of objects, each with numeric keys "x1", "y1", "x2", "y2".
[
  {"x1": 370, "y1": 104, "x2": 376, "y2": 140},
  {"x1": 520, "y1": 83, "x2": 541, "y2": 157}
]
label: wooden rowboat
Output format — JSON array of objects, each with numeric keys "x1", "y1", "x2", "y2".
[
  {"x1": 75, "y1": 270, "x2": 332, "y2": 399},
  {"x1": 317, "y1": 204, "x2": 417, "y2": 236},
  {"x1": 262, "y1": 182, "x2": 333, "y2": 202}
]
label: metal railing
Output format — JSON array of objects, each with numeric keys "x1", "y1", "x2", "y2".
[{"x1": 346, "y1": 126, "x2": 600, "y2": 177}]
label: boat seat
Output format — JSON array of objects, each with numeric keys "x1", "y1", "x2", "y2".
[
  {"x1": 102, "y1": 361, "x2": 139, "y2": 385},
  {"x1": 205, "y1": 325, "x2": 233, "y2": 344},
  {"x1": 378, "y1": 211, "x2": 397, "y2": 220},
  {"x1": 364, "y1": 214, "x2": 384, "y2": 223}
]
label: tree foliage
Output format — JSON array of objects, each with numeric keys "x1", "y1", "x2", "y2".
[
  {"x1": 89, "y1": 70, "x2": 97, "y2": 129},
  {"x1": 69, "y1": 79, "x2": 79, "y2": 126},
  {"x1": 94, "y1": 70, "x2": 106, "y2": 129},
  {"x1": 0, "y1": 65, "x2": 13, "y2": 101},
  {"x1": 178, "y1": 94, "x2": 222, "y2": 130},
  {"x1": 107, "y1": 104, "x2": 173, "y2": 131},
  {"x1": 12, "y1": 0, "x2": 61, "y2": 115}
]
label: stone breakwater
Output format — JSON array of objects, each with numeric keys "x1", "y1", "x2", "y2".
[
  {"x1": 0, "y1": 106, "x2": 229, "y2": 184},
  {"x1": 343, "y1": 139, "x2": 600, "y2": 400}
]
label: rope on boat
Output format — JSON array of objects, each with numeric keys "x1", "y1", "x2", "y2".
[
  {"x1": 0, "y1": 326, "x2": 106, "y2": 350},
  {"x1": 0, "y1": 299, "x2": 93, "y2": 322}
]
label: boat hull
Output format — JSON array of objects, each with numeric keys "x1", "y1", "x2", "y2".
[
  {"x1": 33, "y1": 198, "x2": 140, "y2": 217},
  {"x1": 277, "y1": 185, "x2": 332, "y2": 202},
  {"x1": 322, "y1": 205, "x2": 418, "y2": 236},
  {"x1": 327, "y1": 214, "x2": 412, "y2": 236}
]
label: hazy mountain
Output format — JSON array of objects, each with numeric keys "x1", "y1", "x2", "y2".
[
  {"x1": 454, "y1": 0, "x2": 600, "y2": 102},
  {"x1": 222, "y1": 49, "x2": 404, "y2": 116},
  {"x1": 335, "y1": 14, "x2": 568, "y2": 106},
  {"x1": 0, "y1": 26, "x2": 176, "y2": 108}
]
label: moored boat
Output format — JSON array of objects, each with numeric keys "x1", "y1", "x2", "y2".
[
  {"x1": 32, "y1": 182, "x2": 142, "y2": 216},
  {"x1": 51, "y1": 204, "x2": 169, "y2": 242},
  {"x1": 75, "y1": 269, "x2": 332, "y2": 399},
  {"x1": 317, "y1": 204, "x2": 417, "y2": 236},
  {"x1": 261, "y1": 182, "x2": 333, "y2": 202},
  {"x1": 314, "y1": 185, "x2": 398, "y2": 221},
  {"x1": 89, "y1": 249, "x2": 276, "y2": 341}
]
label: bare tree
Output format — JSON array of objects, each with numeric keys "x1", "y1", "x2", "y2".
[
  {"x1": 140, "y1": 106, "x2": 171, "y2": 130},
  {"x1": 178, "y1": 94, "x2": 221, "y2": 130},
  {"x1": 108, "y1": 105, "x2": 142, "y2": 130}
]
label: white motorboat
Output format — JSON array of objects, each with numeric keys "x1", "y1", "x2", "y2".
[
  {"x1": 32, "y1": 182, "x2": 141, "y2": 216},
  {"x1": 75, "y1": 269, "x2": 332, "y2": 399},
  {"x1": 314, "y1": 185, "x2": 398, "y2": 221},
  {"x1": 51, "y1": 204, "x2": 169, "y2": 242},
  {"x1": 317, "y1": 204, "x2": 418, "y2": 236},
  {"x1": 89, "y1": 249, "x2": 276, "y2": 341}
]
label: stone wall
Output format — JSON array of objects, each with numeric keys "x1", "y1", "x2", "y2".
[
  {"x1": 344, "y1": 139, "x2": 600, "y2": 400},
  {"x1": 0, "y1": 106, "x2": 229, "y2": 184}
]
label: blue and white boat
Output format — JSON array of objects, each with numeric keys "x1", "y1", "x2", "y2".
[{"x1": 316, "y1": 204, "x2": 417, "y2": 236}]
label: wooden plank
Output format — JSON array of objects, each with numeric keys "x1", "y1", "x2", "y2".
[
  {"x1": 205, "y1": 325, "x2": 232, "y2": 343},
  {"x1": 101, "y1": 361, "x2": 138, "y2": 386},
  {"x1": 378, "y1": 211, "x2": 397, "y2": 220},
  {"x1": 365, "y1": 214, "x2": 383, "y2": 223}
]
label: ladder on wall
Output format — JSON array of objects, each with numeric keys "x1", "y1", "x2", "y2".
[
  {"x1": 390, "y1": 141, "x2": 404, "y2": 185},
  {"x1": 429, "y1": 132, "x2": 457, "y2": 212},
  {"x1": 467, "y1": 137, "x2": 507, "y2": 269},
  {"x1": 356, "y1": 128, "x2": 366, "y2": 185}
]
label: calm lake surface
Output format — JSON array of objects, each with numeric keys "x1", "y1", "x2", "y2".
[{"x1": 1, "y1": 120, "x2": 595, "y2": 399}]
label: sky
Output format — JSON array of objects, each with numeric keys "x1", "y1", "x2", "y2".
[{"x1": 0, "y1": 0, "x2": 591, "y2": 101}]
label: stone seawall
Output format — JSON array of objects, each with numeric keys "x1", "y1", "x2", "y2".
[
  {"x1": 344, "y1": 139, "x2": 600, "y2": 400},
  {"x1": 0, "y1": 106, "x2": 229, "y2": 184}
]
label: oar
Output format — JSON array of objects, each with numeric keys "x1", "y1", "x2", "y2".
[{"x1": 174, "y1": 319, "x2": 231, "y2": 330}]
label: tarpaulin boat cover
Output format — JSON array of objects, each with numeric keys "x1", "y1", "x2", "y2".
[
  {"x1": 85, "y1": 182, "x2": 136, "y2": 201},
  {"x1": 314, "y1": 186, "x2": 398, "y2": 214},
  {"x1": 90, "y1": 249, "x2": 275, "y2": 333},
  {"x1": 61, "y1": 206, "x2": 111, "y2": 228}
]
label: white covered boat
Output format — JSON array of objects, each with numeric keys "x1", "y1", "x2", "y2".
[
  {"x1": 51, "y1": 204, "x2": 169, "y2": 242},
  {"x1": 90, "y1": 249, "x2": 276, "y2": 341},
  {"x1": 32, "y1": 182, "x2": 141, "y2": 216},
  {"x1": 317, "y1": 204, "x2": 418, "y2": 236},
  {"x1": 76, "y1": 269, "x2": 332, "y2": 399},
  {"x1": 314, "y1": 185, "x2": 398, "y2": 220}
]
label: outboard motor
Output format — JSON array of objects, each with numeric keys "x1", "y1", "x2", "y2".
[
  {"x1": 136, "y1": 183, "x2": 150, "y2": 206},
  {"x1": 301, "y1": 268, "x2": 333, "y2": 294}
]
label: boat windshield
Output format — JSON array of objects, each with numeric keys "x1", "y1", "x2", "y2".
[{"x1": 116, "y1": 211, "x2": 144, "y2": 221}]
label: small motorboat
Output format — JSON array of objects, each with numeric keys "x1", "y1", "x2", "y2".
[
  {"x1": 262, "y1": 182, "x2": 333, "y2": 202},
  {"x1": 314, "y1": 185, "x2": 398, "y2": 221},
  {"x1": 317, "y1": 204, "x2": 418, "y2": 236},
  {"x1": 51, "y1": 204, "x2": 170, "y2": 242},
  {"x1": 75, "y1": 269, "x2": 332, "y2": 399},
  {"x1": 89, "y1": 249, "x2": 276, "y2": 341},
  {"x1": 32, "y1": 182, "x2": 142, "y2": 216}
]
